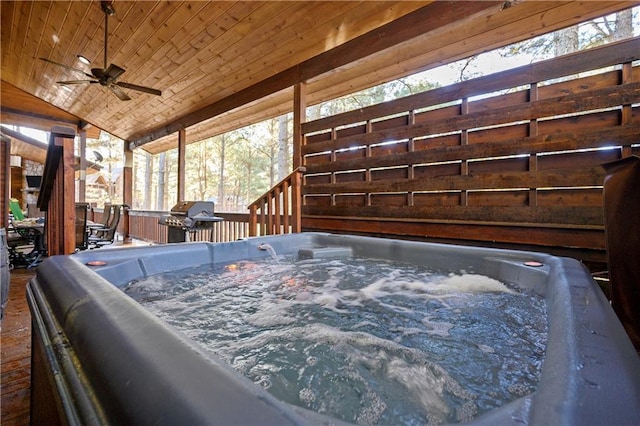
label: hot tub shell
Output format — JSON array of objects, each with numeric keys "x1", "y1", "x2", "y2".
[{"x1": 28, "y1": 233, "x2": 640, "y2": 425}]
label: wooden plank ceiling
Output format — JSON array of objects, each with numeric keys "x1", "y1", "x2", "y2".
[{"x1": 1, "y1": 1, "x2": 635, "y2": 155}]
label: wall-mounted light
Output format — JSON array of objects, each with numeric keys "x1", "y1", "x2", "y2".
[
  {"x1": 77, "y1": 55, "x2": 91, "y2": 65},
  {"x1": 10, "y1": 155, "x2": 22, "y2": 167}
]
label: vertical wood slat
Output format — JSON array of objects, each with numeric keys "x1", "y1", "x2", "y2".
[
  {"x1": 78, "y1": 129, "x2": 87, "y2": 203},
  {"x1": 293, "y1": 82, "x2": 306, "y2": 170},
  {"x1": 460, "y1": 98, "x2": 469, "y2": 206},
  {"x1": 249, "y1": 204, "x2": 258, "y2": 237},
  {"x1": 621, "y1": 62, "x2": 633, "y2": 158},
  {"x1": 123, "y1": 142, "x2": 134, "y2": 242},
  {"x1": 177, "y1": 128, "x2": 186, "y2": 201},
  {"x1": 529, "y1": 82, "x2": 539, "y2": 206},
  {"x1": 291, "y1": 167, "x2": 303, "y2": 233},
  {"x1": 407, "y1": 111, "x2": 415, "y2": 207}
]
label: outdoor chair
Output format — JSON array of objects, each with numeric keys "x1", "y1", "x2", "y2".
[
  {"x1": 75, "y1": 203, "x2": 90, "y2": 251},
  {"x1": 87, "y1": 203, "x2": 112, "y2": 238},
  {"x1": 88, "y1": 204, "x2": 121, "y2": 248},
  {"x1": 6, "y1": 220, "x2": 43, "y2": 269}
]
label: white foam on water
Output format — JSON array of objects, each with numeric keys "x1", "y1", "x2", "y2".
[
  {"x1": 420, "y1": 316, "x2": 455, "y2": 337},
  {"x1": 432, "y1": 273, "x2": 515, "y2": 294}
]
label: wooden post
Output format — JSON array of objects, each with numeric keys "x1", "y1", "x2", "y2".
[
  {"x1": 529, "y1": 83, "x2": 539, "y2": 206},
  {"x1": 0, "y1": 134, "x2": 10, "y2": 229},
  {"x1": 178, "y1": 128, "x2": 186, "y2": 201},
  {"x1": 460, "y1": 98, "x2": 469, "y2": 206},
  {"x1": 78, "y1": 128, "x2": 87, "y2": 203},
  {"x1": 249, "y1": 204, "x2": 257, "y2": 237},
  {"x1": 38, "y1": 126, "x2": 76, "y2": 255},
  {"x1": 293, "y1": 82, "x2": 306, "y2": 170},
  {"x1": 620, "y1": 62, "x2": 632, "y2": 158},
  {"x1": 291, "y1": 168, "x2": 303, "y2": 233},
  {"x1": 123, "y1": 140, "x2": 134, "y2": 242}
]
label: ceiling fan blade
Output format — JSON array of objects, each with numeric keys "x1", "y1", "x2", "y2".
[
  {"x1": 108, "y1": 84, "x2": 131, "y2": 101},
  {"x1": 116, "y1": 81, "x2": 162, "y2": 96},
  {"x1": 39, "y1": 57, "x2": 94, "y2": 79},
  {"x1": 104, "y1": 63, "x2": 126, "y2": 79},
  {"x1": 57, "y1": 80, "x2": 97, "y2": 85}
]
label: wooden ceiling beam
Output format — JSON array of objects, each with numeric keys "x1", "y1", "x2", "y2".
[
  {"x1": 128, "y1": 1, "x2": 503, "y2": 149},
  {"x1": 1, "y1": 106, "x2": 80, "y2": 127}
]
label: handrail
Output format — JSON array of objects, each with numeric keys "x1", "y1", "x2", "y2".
[{"x1": 248, "y1": 167, "x2": 305, "y2": 237}]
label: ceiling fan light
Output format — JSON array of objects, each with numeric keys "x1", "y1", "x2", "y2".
[{"x1": 77, "y1": 55, "x2": 91, "y2": 65}]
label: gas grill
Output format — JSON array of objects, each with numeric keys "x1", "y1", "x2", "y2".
[{"x1": 159, "y1": 201, "x2": 223, "y2": 243}]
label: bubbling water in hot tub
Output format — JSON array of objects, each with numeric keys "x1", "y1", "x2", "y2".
[{"x1": 124, "y1": 253, "x2": 547, "y2": 425}]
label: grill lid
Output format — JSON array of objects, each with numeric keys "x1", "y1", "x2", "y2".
[
  {"x1": 160, "y1": 201, "x2": 223, "y2": 230},
  {"x1": 170, "y1": 201, "x2": 215, "y2": 217}
]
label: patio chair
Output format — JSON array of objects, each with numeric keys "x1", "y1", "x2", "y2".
[
  {"x1": 87, "y1": 203, "x2": 112, "y2": 237},
  {"x1": 75, "y1": 203, "x2": 90, "y2": 251},
  {"x1": 88, "y1": 204, "x2": 121, "y2": 248},
  {"x1": 9, "y1": 198, "x2": 24, "y2": 221},
  {"x1": 6, "y1": 220, "x2": 43, "y2": 269}
]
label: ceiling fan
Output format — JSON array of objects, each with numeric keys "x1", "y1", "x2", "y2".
[{"x1": 39, "y1": 1, "x2": 161, "y2": 101}]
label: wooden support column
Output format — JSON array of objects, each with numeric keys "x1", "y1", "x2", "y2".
[
  {"x1": 365, "y1": 120, "x2": 372, "y2": 207},
  {"x1": 177, "y1": 128, "x2": 186, "y2": 201},
  {"x1": 0, "y1": 134, "x2": 10, "y2": 229},
  {"x1": 78, "y1": 128, "x2": 87, "y2": 203},
  {"x1": 529, "y1": 83, "x2": 539, "y2": 206},
  {"x1": 407, "y1": 111, "x2": 415, "y2": 207},
  {"x1": 123, "y1": 140, "x2": 134, "y2": 242},
  {"x1": 293, "y1": 82, "x2": 306, "y2": 170},
  {"x1": 620, "y1": 62, "x2": 633, "y2": 158},
  {"x1": 38, "y1": 126, "x2": 76, "y2": 256},
  {"x1": 460, "y1": 99, "x2": 469, "y2": 206}
]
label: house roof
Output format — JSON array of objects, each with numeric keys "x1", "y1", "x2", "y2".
[
  {"x1": 1, "y1": 125, "x2": 102, "y2": 172},
  {"x1": 1, "y1": 1, "x2": 635, "y2": 155}
]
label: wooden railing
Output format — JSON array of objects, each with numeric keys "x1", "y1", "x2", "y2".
[
  {"x1": 248, "y1": 167, "x2": 305, "y2": 236},
  {"x1": 120, "y1": 209, "x2": 251, "y2": 243},
  {"x1": 300, "y1": 37, "x2": 640, "y2": 264}
]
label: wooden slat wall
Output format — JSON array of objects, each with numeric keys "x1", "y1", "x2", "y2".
[{"x1": 300, "y1": 38, "x2": 640, "y2": 264}]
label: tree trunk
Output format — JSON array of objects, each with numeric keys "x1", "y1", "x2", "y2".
[
  {"x1": 157, "y1": 152, "x2": 165, "y2": 211},
  {"x1": 144, "y1": 152, "x2": 152, "y2": 209},
  {"x1": 614, "y1": 9, "x2": 633, "y2": 41},
  {"x1": 554, "y1": 26, "x2": 579, "y2": 56},
  {"x1": 278, "y1": 115, "x2": 289, "y2": 180},
  {"x1": 218, "y1": 135, "x2": 226, "y2": 211}
]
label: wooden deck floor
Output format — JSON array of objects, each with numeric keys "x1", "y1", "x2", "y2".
[
  {"x1": 1, "y1": 268, "x2": 34, "y2": 426},
  {"x1": 1, "y1": 238, "x2": 149, "y2": 425}
]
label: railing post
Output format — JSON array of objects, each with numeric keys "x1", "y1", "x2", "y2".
[
  {"x1": 249, "y1": 204, "x2": 258, "y2": 237},
  {"x1": 292, "y1": 167, "x2": 304, "y2": 233}
]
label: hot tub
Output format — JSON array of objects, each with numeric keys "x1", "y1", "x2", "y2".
[{"x1": 27, "y1": 233, "x2": 640, "y2": 425}]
